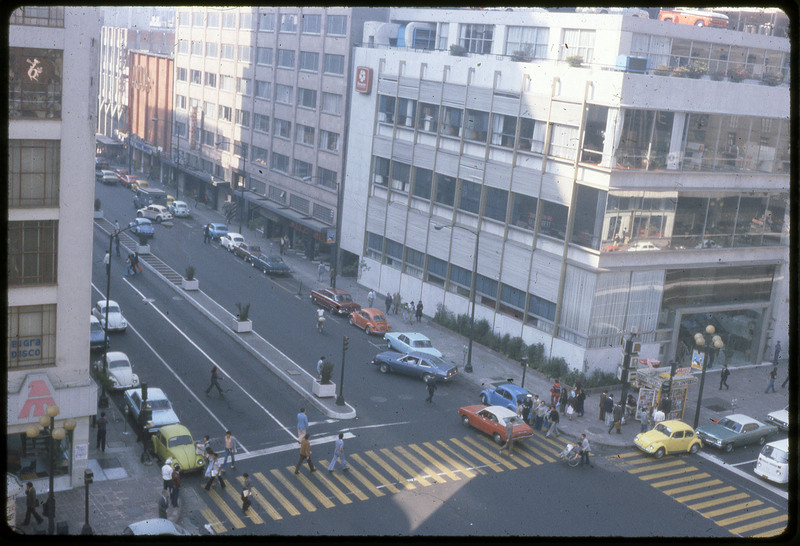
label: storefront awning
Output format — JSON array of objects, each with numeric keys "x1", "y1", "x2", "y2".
[
  {"x1": 249, "y1": 198, "x2": 332, "y2": 239},
  {"x1": 96, "y1": 134, "x2": 124, "y2": 147}
]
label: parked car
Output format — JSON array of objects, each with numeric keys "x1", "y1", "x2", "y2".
[
  {"x1": 251, "y1": 253, "x2": 292, "y2": 275},
  {"x1": 384, "y1": 332, "x2": 442, "y2": 358},
  {"x1": 151, "y1": 424, "x2": 205, "y2": 473},
  {"x1": 206, "y1": 223, "x2": 228, "y2": 241},
  {"x1": 133, "y1": 187, "x2": 167, "y2": 209},
  {"x1": 123, "y1": 387, "x2": 181, "y2": 434},
  {"x1": 371, "y1": 351, "x2": 458, "y2": 382},
  {"x1": 766, "y1": 406, "x2": 788, "y2": 431},
  {"x1": 97, "y1": 170, "x2": 117, "y2": 185},
  {"x1": 89, "y1": 315, "x2": 108, "y2": 351},
  {"x1": 123, "y1": 519, "x2": 192, "y2": 536},
  {"x1": 101, "y1": 351, "x2": 140, "y2": 390},
  {"x1": 658, "y1": 8, "x2": 729, "y2": 28},
  {"x1": 129, "y1": 218, "x2": 155, "y2": 240},
  {"x1": 131, "y1": 179, "x2": 150, "y2": 192},
  {"x1": 220, "y1": 232, "x2": 245, "y2": 251},
  {"x1": 137, "y1": 204, "x2": 173, "y2": 223},
  {"x1": 349, "y1": 308, "x2": 391, "y2": 335},
  {"x1": 233, "y1": 242, "x2": 262, "y2": 261},
  {"x1": 754, "y1": 438, "x2": 789, "y2": 484},
  {"x1": 696, "y1": 414, "x2": 779, "y2": 453},
  {"x1": 168, "y1": 200, "x2": 191, "y2": 218},
  {"x1": 95, "y1": 157, "x2": 110, "y2": 171},
  {"x1": 92, "y1": 299, "x2": 127, "y2": 332},
  {"x1": 310, "y1": 288, "x2": 361, "y2": 316},
  {"x1": 479, "y1": 383, "x2": 530, "y2": 412},
  {"x1": 634, "y1": 420, "x2": 703, "y2": 459},
  {"x1": 627, "y1": 241, "x2": 659, "y2": 252},
  {"x1": 459, "y1": 404, "x2": 534, "y2": 445},
  {"x1": 117, "y1": 174, "x2": 138, "y2": 188}
]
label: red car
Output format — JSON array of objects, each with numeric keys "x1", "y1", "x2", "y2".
[
  {"x1": 310, "y1": 288, "x2": 361, "y2": 316},
  {"x1": 458, "y1": 404, "x2": 534, "y2": 445},
  {"x1": 349, "y1": 308, "x2": 391, "y2": 335},
  {"x1": 117, "y1": 174, "x2": 138, "y2": 188}
]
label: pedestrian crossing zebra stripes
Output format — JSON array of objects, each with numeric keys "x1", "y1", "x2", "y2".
[
  {"x1": 606, "y1": 450, "x2": 788, "y2": 538},
  {"x1": 195, "y1": 432, "x2": 567, "y2": 533}
]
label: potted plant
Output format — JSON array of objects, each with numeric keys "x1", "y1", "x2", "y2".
[
  {"x1": 762, "y1": 71, "x2": 784, "y2": 86},
  {"x1": 94, "y1": 198, "x2": 103, "y2": 219},
  {"x1": 312, "y1": 360, "x2": 336, "y2": 398},
  {"x1": 671, "y1": 66, "x2": 690, "y2": 78},
  {"x1": 136, "y1": 235, "x2": 150, "y2": 254},
  {"x1": 234, "y1": 302, "x2": 252, "y2": 333},
  {"x1": 511, "y1": 45, "x2": 533, "y2": 62},
  {"x1": 182, "y1": 265, "x2": 199, "y2": 291},
  {"x1": 653, "y1": 65, "x2": 672, "y2": 76},
  {"x1": 449, "y1": 44, "x2": 467, "y2": 57},
  {"x1": 727, "y1": 66, "x2": 751, "y2": 82},
  {"x1": 687, "y1": 60, "x2": 708, "y2": 79},
  {"x1": 566, "y1": 55, "x2": 584, "y2": 67}
]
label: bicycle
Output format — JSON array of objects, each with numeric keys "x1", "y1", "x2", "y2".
[{"x1": 559, "y1": 443, "x2": 581, "y2": 467}]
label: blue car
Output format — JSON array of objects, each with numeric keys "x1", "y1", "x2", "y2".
[
  {"x1": 251, "y1": 254, "x2": 292, "y2": 275},
  {"x1": 206, "y1": 223, "x2": 228, "y2": 241},
  {"x1": 129, "y1": 218, "x2": 154, "y2": 240},
  {"x1": 479, "y1": 383, "x2": 531, "y2": 411},
  {"x1": 90, "y1": 315, "x2": 107, "y2": 352},
  {"x1": 371, "y1": 351, "x2": 458, "y2": 382}
]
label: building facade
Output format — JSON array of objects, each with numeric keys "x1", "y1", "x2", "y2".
[
  {"x1": 8, "y1": 6, "x2": 101, "y2": 491},
  {"x1": 342, "y1": 8, "x2": 790, "y2": 373}
]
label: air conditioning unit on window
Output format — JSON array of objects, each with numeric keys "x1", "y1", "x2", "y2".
[{"x1": 616, "y1": 55, "x2": 649, "y2": 74}]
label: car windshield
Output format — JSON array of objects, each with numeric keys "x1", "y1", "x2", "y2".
[
  {"x1": 426, "y1": 355, "x2": 447, "y2": 367},
  {"x1": 90, "y1": 322, "x2": 103, "y2": 333},
  {"x1": 372, "y1": 313, "x2": 387, "y2": 322},
  {"x1": 335, "y1": 294, "x2": 353, "y2": 302},
  {"x1": 109, "y1": 360, "x2": 129, "y2": 369},
  {"x1": 717, "y1": 418, "x2": 742, "y2": 433},
  {"x1": 168, "y1": 435, "x2": 193, "y2": 448},
  {"x1": 269, "y1": 256, "x2": 285, "y2": 263},
  {"x1": 107, "y1": 305, "x2": 120, "y2": 314},
  {"x1": 412, "y1": 339, "x2": 433, "y2": 348},
  {"x1": 249, "y1": 246, "x2": 261, "y2": 253},
  {"x1": 760, "y1": 445, "x2": 788, "y2": 464},
  {"x1": 654, "y1": 423, "x2": 673, "y2": 436},
  {"x1": 147, "y1": 399, "x2": 170, "y2": 411}
]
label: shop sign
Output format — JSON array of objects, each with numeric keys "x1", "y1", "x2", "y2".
[
  {"x1": 9, "y1": 336, "x2": 42, "y2": 361},
  {"x1": 17, "y1": 374, "x2": 56, "y2": 420},
  {"x1": 326, "y1": 228, "x2": 337, "y2": 244},
  {"x1": 355, "y1": 66, "x2": 373, "y2": 93}
]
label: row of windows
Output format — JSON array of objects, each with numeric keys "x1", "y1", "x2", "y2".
[
  {"x1": 10, "y1": 6, "x2": 64, "y2": 27},
  {"x1": 8, "y1": 304, "x2": 57, "y2": 369},
  {"x1": 9, "y1": 47, "x2": 63, "y2": 120},
  {"x1": 8, "y1": 221, "x2": 58, "y2": 286},
  {"x1": 8, "y1": 140, "x2": 60, "y2": 207},
  {"x1": 178, "y1": 10, "x2": 347, "y2": 36},
  {"x1": 176, "y1": 84, "x2": 342, "y2": 113}
]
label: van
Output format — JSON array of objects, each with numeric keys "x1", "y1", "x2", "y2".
[
  {"x1": 754, "y1": 438, "x2": 789, "y2": 484},
  {"x1": 133, "y1": 187, "x2": 167, "y2": 209},
  {"x1": 658, "y1": 8, "x2": 729, "y2": 28}
]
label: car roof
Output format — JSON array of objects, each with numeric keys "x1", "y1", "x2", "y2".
[
  {"x1": 126, "y1": 387, "x2": 167, "y2": 399},
  {"x1": 496, "y1": 383, "x2": 528, "y2": 395},
  {"x1": 210, "y1": 223, "x2": 227, "y2": 228},
  {"x1": 484, "y1": 405, "x2": 518, "y2": 419},
  {"x1": 226, "y1": 232, "x2": 243, "y2": 238},
  {"x1": 397, "y1": 332, "x2": 430, "y2": 341},
  {"x1": 660, "y1": 420, "x2": 694, "y2": 430},
  {"x1": 106, "y1": 351, "x2": 129, "y2": 361},
  {"x1": 361, "y1": 308, "x2": 385, "y2": 315},
  {"x1": 764, "y1": 438, "x2": 789, "y2": 451},
  {"x1": 136, "y1": 217, "x2": 153, "y2": 223},
  {"x1": 158, "y1": 423, "x2": 191, "y2": 437},
  {"x1": 173, "y1": 200, "x2": 187, "y2": 205},
  {"x1": 325, "y1": 288, "x2": 350, "y2": 295},
  {"x1": 97, "y1": 299, "x2": 118, "y2": 307},
  {"x1": 726, "y1": 414, "x2": 760, "y2": 425},
  {"x1": 125, "y1": 518, "x2": 187, "y2": 535}
]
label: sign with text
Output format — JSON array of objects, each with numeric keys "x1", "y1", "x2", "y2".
[{"x1": 355, "y1": 66, "x2": 373, "y2": 94}]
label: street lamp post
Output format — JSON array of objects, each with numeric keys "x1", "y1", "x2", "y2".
[
  {"x1": 692, "y1": 324, "x2": 724, "y2": 429},
  {"x1": 81, "y1": 468, "x2": 93, "y2": 535},
  {"x1": 520, "y1": 356, "x2": 529, "y2": 389},
  {"x1": 434, "y1": 223, "x2": 480, "y2": 373},
  {"x1": 26, "y1": 404, "x2": 65, "y2": 535}
]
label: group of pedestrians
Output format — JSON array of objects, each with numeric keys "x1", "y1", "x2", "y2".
[
  {"x1": 124, "y1": 251, "x2": 141, "y2": 276},
  {"x1": 294, "y1": 409, "x2": 349, "y2": 474}
]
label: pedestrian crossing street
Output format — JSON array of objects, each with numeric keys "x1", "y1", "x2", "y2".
[
  {"x1": 195, "y1": 432, "x2": 567, "y2": 533},
  {"x1": 606, "y1": 450, "x2": 787, "y2": 538}
]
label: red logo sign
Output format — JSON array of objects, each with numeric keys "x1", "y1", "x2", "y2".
[
  {"x1": 18, "y1": 379, "x2": 56, "y2": 419},
  {"x1": 355, "y1": 66, "x2": 372, "y2": 94}
]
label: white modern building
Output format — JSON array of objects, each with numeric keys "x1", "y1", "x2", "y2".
[
  {"x1": 342, "y1": 8, "x2": 790, "y2": 373},
  {"x1": 8, "y1": 7, "x2": 101, "y2": 491}
]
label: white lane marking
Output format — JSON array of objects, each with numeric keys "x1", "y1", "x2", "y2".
[
  {"x1": 730, "y1": 458, "x2": 758, "y2": 467},
  {"x1": 234, "y1": 432, "x2": 356, "y2": 462},
  {"x1": 339, "y1": 421, "x2": 411, "y2": 433},
  {"x1": 697, "y1": 450, "x2": 788, "y2": 500}
]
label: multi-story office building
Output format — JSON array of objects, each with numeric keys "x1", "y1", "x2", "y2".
[
  {"x1": 170, "y1": 7, "x2": 387, "y2": 262},
  {"x1": 8, "y1": 6, "x2": 100, "y2": 490},
  {"x1": 342, "y1": 8, "x2": 790, "y2": 372}
]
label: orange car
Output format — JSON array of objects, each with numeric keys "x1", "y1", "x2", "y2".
[
  {"x1": 348, "y1": 307, "x2": 391, "y2": 335},
  {"x1": 458, "y1": 404, "x2": 534, "y2": 445}
]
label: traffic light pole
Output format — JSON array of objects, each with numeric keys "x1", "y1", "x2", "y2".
[{"x1": 336, "y1": 337, "x2": 348, "y2": 406}]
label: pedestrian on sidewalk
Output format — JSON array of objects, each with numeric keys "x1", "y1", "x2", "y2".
[
  {"x1": 425, "y1": 376, "x2": 437, "y2": 403},
  {"x1": 574, "y1": 388, "x2": 586, "y2": 417},
  {"x1": 604, "y1": 394, "x2": 614, "y2": 427},
  {"x1": 222, "y1": 431, "x2": 236, "y2": 469},
  {"x1": 279, "y1": 236, "x2": 285, "y2": 255},
  {"x1": 653, "y1": 406, "x2": 665, "y2": 424},
  {"x1": 297, "y1": 408, "x2": 309, "y2": 442},
  {"x1": 522, "y1": 394, "x2": 533, "y2": 424},
  {"x1": 241, "y1": 473, "x2": 252, "y2": 512},
  {"x1": 719, "y1": 364, "x2": 730, "y2": 390},
  {"x1": 566, "y1": 398, "x2": 575, "y2": 421},
  {"x1": 134, "y1": 251, "x2": 142, "y2": 274},
  {"x1": 416, "y1": 301, "x2": 424, "y2": 322},
  {"x1": 125, "y1": 253, "x2": 134, "y2": 276},
  {"x1": 402, "y1": 302, "x2": 411, "y2": 323},
  {"x1": 534, "y1": 400, "x2": 547, "y2": 431},
  {"x1": 205, "y1": 452, "x2": 226, "y2": 490},
  {"x1": 599, "y1": 391, "x2": 608, "y2": 422},
  {"x1": 392, "y1": 292, "x2": 401, "y2": 314},
  {"x1": 316, "y1": 356, "x2": 326, "y2": 380},
  {"x1": 327, "y1": 433, "x2": 349, "y2": 473},
  {"x1": 550, "y1": 378, "x2": 562, "y2": 407},
  {"x1": 203, "y1": 223, "x2": 210, "y2": 244},
  {"x1": 161, "y1": 459, "x2": 174, "y2": 493},
  {"x1": 384, "y1": 293, "x2": 393, "y2": 314},
  {"x1": 773, "y1": 341, "x2": 781, "y2": 366},
  {"x1": 295, "y1": 434, "x2": 316, "y2": 475},
  {"x1": 367, "y1": 289, "x2": 376, "y2": 308},
  {"x1": 545, "y1": 405, "x2": 560, "y2": 438},
  {"x1": 197, "y1": 435, "x2": 211, "y2": 468},
  {"x1": 205, "y1": 366, "x2": 224, "y2": 397},
  {"x1": 95, "y1": 411, "x2": 108, "y2": 452},
  {"x1": 104, "y1": 250, "x2": 111, "y2": 277},
  {"x1": 765, "y1": 367, "x2": 778, "y2": 393},
  {"x1": 579, "y1": 434, "x2": 593, "y2": 467},
  {"x1": 500, "y1": 417, "x2": 516, "y2": 456},
  {"x1": 318, "y1": 262, "x2": 326, "y2": 282},
  {"x1": 609, "y1": 402, "x2": 623, "y2": 434},
  {"x1": 329, "y1": 267, "x2": 336, "y2": 288},
  {"x1": 171, "y1": 465, "x2": 181, "y2": 507},
  {"x1": 158, "y1": 490, "x2": 169, "y2": 519},
  {"x1": 22, "y1": 482, "x2": 43, "y2": 526},
  {"x1": 641, "y1": 405, "x2": 653, "y2": 433}
]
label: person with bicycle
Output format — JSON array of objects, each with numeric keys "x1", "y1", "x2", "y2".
[
  {"x1": 316, "y1": 307, "x2": 325, "y2": 333},
  {"x1": 579, "y1": 433, "x2": 593, "y2": 468}
]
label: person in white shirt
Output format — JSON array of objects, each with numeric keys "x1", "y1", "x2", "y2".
[
  {"x1": 161, "y1": 459, "x2": 174, "y2": 493},
  {"x1": 653, "y1": 408, "x2": 666, "y2": 423}
]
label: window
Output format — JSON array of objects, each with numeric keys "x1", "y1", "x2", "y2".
[
  {"x1": 505, "y1": 26, "x2": 549, "y2": 59},
  {"x1": 222, "y1": 12, "x2": 236, "y2": 29},
  {"x1": 258, "y1": 12, "x2": 275, "y2": 31},
  {"x1": 449, "y1": 264, "x2": 472, "y2": 295},
  {"x1": 528, "y1": 294, "x2": 556, "y2": 322},
  {"x1": 238, "y1": 77, "x2": 251, "y2": 95},
  {"x1": 240, "y1": 12, "x2": 253, "y2": 30},
  {"x1": 205, "y1": 42, "x2": 218, "y2": 57},
  {"x1": 177, "y1": 40, "x2": 189, "y2": 54},
  {"x1": 269, "y1": 185, "x2": 287, "y2": 204},
  {"x1": 297, "y1": 87, "x2": 317, "y2": 109},
  {"x1": 434, "y1": 174, "x2": 456, "y2": 206},
  {"x1": 549, "y1": 124, "x2": 579, "y2": 159},
  {"x1": 460, "y1": 23, "x2": 494, "y2": 54},
  {"x1": 191, "y1": 40, "x2": 203, "y2": 55},
  {"x1": 385, "y1": 239, "x2": 403, "y2": 269},
  {"x1": 373, "y1": 156, "x2": 390, "y2": 186},
  {"x1": 219, "y1": 75, "x2": 234, "y2": 91},
  {"x1": 302, "y1": 14, "x2": 321, "y2": 34},
  {"x1": 397, "y1": 98, "x2": 416, "y2": 128},
  {"x1": 257, "y1": 47, "x2": 273, "y2": 65},
  {"x1": 499, "y1": 283, "x2": 526, "y2": 317},
  {"x1": 378, "y1": 95, "x2": 395, "y2": 123},
  {"x1": 465, "y1": 109, "x2": 489, "y2": 142},
  {"x1": 280, "y1": 14, "x2": 297, "y2": 32},
  {"x1": 413, "y1": 28, "x2": 436, "y2": 50},
  {"x1": 175, "y1": 95, "x2": 186, "y2": 109},
  {"x1": 404, "y1": 247, "x2": 425, "y2": 278},
  {"x1": 324, "y1": 54, "x2": 345, "y2": 75},
  {"x1": 201, "y1": 129, "x2": 214, "y2": 146},
  {"x1": 192, "y1": 12, "x2": 204, "y2": 27},
  {"x1": 366, "y1": 232, "x2": 384, "y2": 260},
  {"x1": 190, "y1": 69, "x2": 201, "y2": 84},
  {"x1": 317, "y1": 167, "x2": 337, "y2": 189},
  {"x1": 218, "y1": 105, "x2": 232, "y2": 122},
  {"x1": 426, "y1": 255, "x2": 447, "y2": 286},
  {"x1": 437, "y1": 23, "x2": 449, "y2": 50},
  {"x1": 234, "y1": 141, "x2": 248, "y2": 157},
  {"x1": 255, "y1": 80, "x2": 271, "y2": 99},
  {"x1": 7, "y1": 304, "x2": 56, "y2": 369},
  {"x1": 327, "y1": 14, "x2": 347, "y2": 35},
  {"x1": 519, "y1": 118, "x2": 546, "y2": 153},
  {"x1": 458, "y1": 180, "x2": 481, "y2": 214},
  {"x1": 8, "y1": 221, "x2": 58, "y2": 285},
  {"x1": 10, "y1": 6, "x2": 64, "y2": 27},
  {"x1": 254, "y1": 113, "x2": 270, "y2": 133},
  {"x1": 417, "y1": 104, "x2": 439, "y2": 132},
  {"x1": 412, "y1": 167, "x2": 432, "y2": 199},
  {"x1": 272, "y1": 152, "x2": 289, "y2": 173},
  {"x1": 9, "y1": 47, "x2": 63, "y2": 120},
  {"x1": 221, "y1": 43, "x2": 235, "y2": 60},
  {"x1": 178, "y1": 12, "x2": 189, "y2": 27},
  {"x1": 312, "y1": 203, "x2": 333, "y2": 224},
  {"x1": 485, "y1": 187, "x2": 508, "y2": 222},
  {"x1": 290, "y1": 194, "x2": 309, "y2": 214},
  {"x1": 238, "y1": 45, "x2": 251, "y2": 63},
  {"x1": 321, "y1": 92, "x2": 342, "y2": 115},
  {"x1": 8, "y1": 140, "x2": 60, "y2": 207},
  {"x1": 299, "y1": 51, "x2": 319, "y2": 71},
  {"x1": 296, "y1": 124, "x2": 315, "y2": 145},
  {"x1": 442, "y1": 107, "x2": 463, "y2": 137},
  {"x1": 204, "y1": 72, "x2": 217, "y2": 88},
  {"x1": 236, "y1": 109, "x2": 249, "y2": 127},
  {"x1": 252, "y1": 146, "x2": 268, "y2": 166},
  {"x1": 206, "y1": 11, "x2": 219, "y2": 27},
  {"x1": 491, "y1": 114, "x2": 517, "y2": 147},
  {"x1": 275, "y1": 84, "x2": 293, "y2": 104},
  {"x1": 319, "y1": 130, "x2": 339, "y2": 152},
  {"x1": 560, "y1": 29, "x2": 595, "y2": 62},
  {"x1": 277, "y1": 49, "x2": 295, "y2": 68},
  {"x1": 274, "y1": 118, "x2": 291, "y2": 139},
  {"x1": 539, "y1": 200, "x2": 569, "y2": 240},
  {"x1": 294, "y1": 159, "x2": 312, "y2": 179},
  {"x1": 391, "y1": 161, "x2": 411, "y2": 192},
  {"x1": 203, "y1": 101, "x2": 216, "y2": 119}
]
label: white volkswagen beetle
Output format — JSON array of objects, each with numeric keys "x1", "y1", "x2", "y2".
[
  {"x1": 92, "y1": 299, "x2": 128, "y2": 332},
  {"x1": 103, "y1": 351, "x2": 140, "y2": 390}
]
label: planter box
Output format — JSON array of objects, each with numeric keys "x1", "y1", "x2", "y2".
[
  {"x1": 234, "y1": 319, "x2": 252, "y2": 333},
  {"x1": 137, "y1": 244, "x2": 151, "y2": 254},
  {"x1": 312, "y1": 380, "x2": 336, "y2": 398},
  {"x1": 93, "y1": 210, "x2": 104, "y2": 219},
  {"x1": 182, "y1": 278, "x2": 199, "y2": 291}
]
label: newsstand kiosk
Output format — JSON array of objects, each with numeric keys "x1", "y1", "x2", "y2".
[{"x1": 633, "y1": 365, "x2": 697, "y2": 422}]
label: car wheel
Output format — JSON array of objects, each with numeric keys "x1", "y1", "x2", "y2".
[
  {"x1": 724, "y1": 443, "x2": 734, "y2": 453},
  {"x1": 689, "y1": 443, "x2": 700, "y2": 454},
  {"x1": 695, "y1": 20, "x2": 705, "y2": 27},
  {"x1": 137, "y1": 211, "x2": 142, "y2": 217},
  {"x1": 654, "y1": 447, "x2": 665, "y2": 459},
  {"x1": 251, "y1": 261, "x2": 256, "y2": 267},
  {"x1": 366, "y1": 326, "x2": 372, "y2": 335},
  {"x1": 380, "y1": 363, "x2": 389, "y2": 374},
  {"x1": 349, "y1": 316, "x2": 355, "y2": 325},
  {"x1": 758, "y1": 436, "x2": 767, "y2": 446},
  {"x1": 155, "y1": 216, "x2": 162, "y2": 223},
  {"x1": 493, "y1": 432, "x2": 503, "y2": 445},
  {"x1": 480, "y1": 393, "x2": 488, "y2": 405},
  {"x1": 462, "y1": 415, "x2": 470, "y2": 427}
]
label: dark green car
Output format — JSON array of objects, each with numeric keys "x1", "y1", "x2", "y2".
[{"x1": 696, "y1": 414, "x2": 778, "y2": 453}]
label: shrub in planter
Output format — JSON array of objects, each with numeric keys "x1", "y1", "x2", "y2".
[
  {"x1": 566, "y1": 55, "x2": 584, "y2": 67},
  {"x1": 727, "y1": 66, "x2": 751, "y2": 82},
  {"x1": 320, "y1": 360, "x2": 334, "y2": 384},
  {"x1": 236, "y1": 302, "x2": 250, "y2": 322},
  {"x1": 473, "y1": 318, "x2": 491, "y2": 345},
  {"x1": 449, "y1": 44, "x2": 467, "y2": 57},
  {"x1": 687, "y1": 61, "x2": 708, "y2": 79},
  {"x1": 762, "y1": 71, "x2": 784, "y2": 86},
  {"x1": 94, "y1": 198, "x2": 102, "y2": 211},
  {"x1": 185, "y1": 266, "x2": 195, "y2": 281},
  {"x1": 653, "y1": 65, "x2": 672, "y2": 76},
  {"x1": 671, "y1": 66, "x2": 690, "y2": 78},
  {"x1": 511, "y1": 46, "x2": 533, "y2": 62}
]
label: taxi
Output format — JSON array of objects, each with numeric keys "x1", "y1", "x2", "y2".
[{"x1": 634, "y1": 419, "x2": 702, "y2": 459}]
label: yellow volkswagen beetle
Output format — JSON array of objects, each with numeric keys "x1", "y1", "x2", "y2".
[
  {"x1": 634, "y1": 419, "x2": 702, "y2": 459},
  {"x1": 151, "y1": 424, "x2": 205, "y2": 472}
]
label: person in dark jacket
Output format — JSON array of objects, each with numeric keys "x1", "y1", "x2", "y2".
[
  {"x1": 599, "y1": 391, "x2": 608, "y2": 422},
  {"x1": 22, "y1": 482, "x2": 43, "y2": 526},
  {"x1": 609, "y1": 402, "x2": 624, "y2": 434}
]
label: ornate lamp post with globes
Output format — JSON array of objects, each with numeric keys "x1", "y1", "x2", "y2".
[{"x1": 692, "y1": 324, "x2": 724, "y2": 429}]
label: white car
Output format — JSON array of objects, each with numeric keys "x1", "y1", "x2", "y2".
[
  {"x1": 103, "y1": 351, "x2": 140, "y2": 390},
  {"x1": 123, "y1": 387, "x2": 181, "y2": 434},
  {"x1": 766, "y1": 406, "x2": 788, "y2": 431},
  {"x1": 169, "y1": 200, "x2": 191, "y2": 218},
  {"x1": 92, "y1": 300, "x2": 127, "y2": 332},
  {"x1": 137, "y1": 204, "x2": 173, "y2": 223},
  {"x1": 384, "y1": 332, "x2": 443, "y2": 358},
  {"x1": 627, "y1": 241, "x2": 659, "y2": 252},
  {"x1": 220, "y1": 232, "x2": 245, "y2": 251}
]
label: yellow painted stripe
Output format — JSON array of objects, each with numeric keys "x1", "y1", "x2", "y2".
[
  {"x1": 674, "y1": 485, "x2": 735, "y2": 503},
  {"x1": 378, "y1": 448, "x2": 432, "y2": 486},
  {"x1": 617, "y1": 455, "x2": 662, "y2": 466},
  {"x1": 450, "y1": 438, "x2": 503, "y2": 472},
  {"x1": 291, "y1": 468, "x2": 336, "y2": 508},
  {"x1": 436, "y1": 440, "x2": 485, "y2": 476},
  {"x1": 200, "y1": 507, "x2": 227, "y2": 534},
  {"x1": 688, "y1": 492, "x2": 749, "y2": 511},
  {"x1": 396, "y1": 446, "x2": 448, "y2": 483},
  {"x1": 517, "y1": 441, "x2": 556, "y2": 463},
  {"x1": 253, "y1": 472, "x2": 300, "y2": 516},
  {"x1": 363, "y1": 450, "x2": 417, "y2": 490},
  {"x1": 639, "y1": 466, "x2": 700, "y2": 481},
  {"x1": 270, "y1": 468, "x2": 317, "y2": 512},
  {"x1": 474, "y1": 435, "x2": 532, "y2": 468},
  {"x1": 204, "y1": 487, "x2": 246, "y2": 529},
  {"x1": 651, "y1": 472, "x2": 711, "y2": 488},
  {"x1": 410, "y1": 444, "x2": 462, "y2": 480},
  {"x1": 340, "y1": 461, "x2": 386, "y2": 497},
  {"x1": 534, "y1": 433, "x2": 569, "y2": 453},
  {"x1": 628, "y1": 459, "x2": 685, "y2": 474},
  {"x1": 700, "y1": 497, "x2": 760, "y2": 516},
  {"x1": 715, "y1": 506, "x2": 775, "y2": 526},
  {"x1": 427, "y1": 441, "x2": 477, "y2": 478},
  {"x1": 744, "y1": 517, "x2": 789, "y2": 537},
  {"x1": 511, "y1": 443, "x2": 544, "y2": 465},
  {"x1": 223, "y1": 480, "x2": 265, "y2": 525},
  {"x1": 326, "y1": 465, "x2": 370, "y2": 501},
  {"x1": 463, "y1": 436, "x2": 519, "y2": 470},
  {"x1": 304, "y1": 462, "x2": 352, "y2": 505},
  {"x1": 350, "y1": 453, "x2": 400, "y2": 494},
  {"x1": 663, "y1": 479, "x2": 723, "y2": 496}
]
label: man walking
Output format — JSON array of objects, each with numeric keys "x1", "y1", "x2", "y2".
[
  {"x1": 95, "y1": 411, "x2": 108, "y2": 452},
  {"x1": 545, "y1": 405, "x2": 560, "y2": 438},
  {"x1": 241, "y1": 473, "x2": 252, "y2": 512},
  {"x1": 22, "y1": 482, "x2": 43, "y2": 526},
  {"x1": 161, "y1": 459, "x2": 174, "y2": 494},
  {"x1": 328, "y1": 432, "x2": 349, "y2": 473},
  {"x1": 316, "y1": 357, "x2": 326, "y2": 380},
  {"x1": 171, "y1": 464, "x2": 181, "y2": 507},
  {"x1": 103, "y1": 250, "x2": 110, "y2": 277},
  {"x1": 425, "y1": 376, "x2": 437, "y2": 403},
  {"x1": 205, "y1": 366, "x2": 224, "y2": 397},
  {"x1": 385, "y1": 293, "x2": 393, "y2": 314},
  {"x1": 415, "y1": 301, "x2": 424, "y2": 322},
  {"x1": 550, "y1": 378, "x2": 562, "y2": 406},
  {"x1": 604, "y1": 394, "x2": 615, "y2": 427},
  {"x1": 158, "y1": 489, "x2": 170, "y2": 519},
  {"x1": 765, "y1": 367, "x2": 778, "y2": 393},
  {"x1": 203, "y1": 223, "x2": 210, "y2": 244},
  {"x1": 205, "y1": 452, "x2": 226, "y2": 490},
  {"x1": 367, "y1": 289, "x2": 376, "y2": 308},
  {"x1": 297, "y1": 408, "x2": 309, "y2": 442},
  {"x1": 599, "y1": 391, "x2": 608, "y2": 422},
  {"x1": 500, "y1": 417, "x2": 516, "y2": 456},
  {"x1": 521, "y1": 394, "x2": 533, "y2": 424},
  {"x1": 773, "y1": 341, "x2": 781, "y2": 366},
  {"x1": 329, "y1": 267, "x2": 336, "y2": 288},
  {"x1": 609, "y1": 401, "x2": 624, "y2": 434},
  {"x1": 222, "y1": 431, "x2": 236, "y2": 470},
  {"x1": 579, "y1": 434, "x2": 593, "y2": 467},
  {"x1": 318, "y1": 262, "x2": 326, "y2": 282},
  {"x1": 534, "y1": 400, "x2": 547, "y2": 431},
  {"x1": 719, "y1": 364, "x2": 730, "y2": 390},
  {"x1": 295, "y1": 433, "x2": 317, "y2": 475}
]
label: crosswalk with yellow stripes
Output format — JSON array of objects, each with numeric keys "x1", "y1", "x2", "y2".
[
  {"x1": 195, "y1": 432, "x2": 566, "y2": 533},
  {"x1": 607, "y1": 450, "x2": 788, "y2": 538}
]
